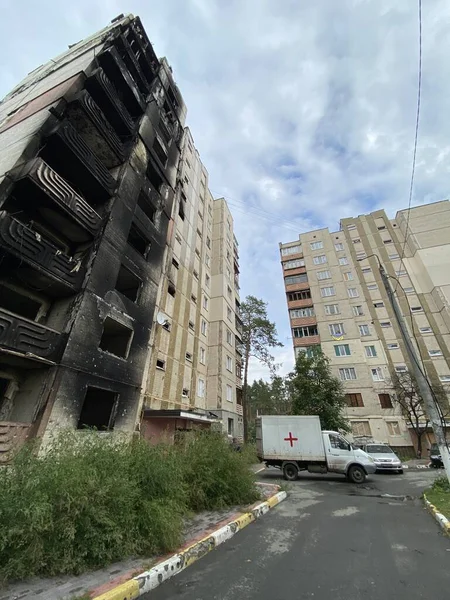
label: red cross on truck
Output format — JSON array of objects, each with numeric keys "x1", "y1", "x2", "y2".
[
  {"x1": 255, "y1": 415, "x2": 376, "y2": 484},
  {"x1": 284, "y1": 432, "x2": 298, "y2": 447}
]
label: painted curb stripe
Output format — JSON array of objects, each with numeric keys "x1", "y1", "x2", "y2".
[
  {"x1": 93, "y1": 580, "x2": 140, "y2": 600},
  {"x1": 92, "y1": 490, "x2": 287, "y2": 599},
  {"x1": 423, "y1": 494, "x2": 450, "y2": 536}
]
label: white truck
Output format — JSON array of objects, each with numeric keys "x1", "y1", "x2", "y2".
[{"x1": 256, "y1": 415, "x2": 376, "y2": 484}]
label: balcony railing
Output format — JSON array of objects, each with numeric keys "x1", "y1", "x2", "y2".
[
  {"x1": 85, "y1": 68, "x2": 136, "y2": 139},
  {"x1": 0, "y1": 308, "x2": 63, "y2": 362},
  {"x1": 41, "y1": 120, "x2": 116, "y2": 203},
  {"x1": 98, "y1": 46, "x2": 145, "y2": 119},
  {"x1": 0, "y1": 212, "x2": 86, "y2": 293},
  {"x1": 65, "y1": 90, "x2": 126, "y2": 168},
  {"x1": 293, "y1": 335, "x2": 320, "y2": 347},
  {"x1": 9, "y1": 158, "x2": 102, "y2": 238},
  {"x1": 287, "y1": 297, "x2": 313, "y2": 309}
]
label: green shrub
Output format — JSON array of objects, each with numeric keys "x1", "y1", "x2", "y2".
[
  {"x1": 431, "y1": 475, "x2": 450, "y2": 493},
  {"x1": 239, "y1": 442, "x2": 258, "y2": 466},
  {"x1": 0, "y1": 430, "x2": 258, "y2": 582}
]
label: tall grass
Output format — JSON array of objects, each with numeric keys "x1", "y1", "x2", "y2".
[{"x1": 0, "y1": 431, "x2": 259, "y2": 582}]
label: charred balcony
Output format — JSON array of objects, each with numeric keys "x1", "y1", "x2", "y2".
[
  {"x1": 0, "y1": 307, "x2": 63, "y2": 364},
  {"x1": 64, "y1": 90, "x2": 126, "y2": 168},
  {"x1": 85, "y1": 69, "x2": 136, "y2": 140},
  {"x1": 114, "y1": 34, "x2": 150, "y2": 97},
  {"x1": 146, "y1": 157, "x2": 174, "y2": 218},
  {"x1": 40, "y1": 120, "x2": 116, "y2": 203},
  {"x1": 125, "y1": 18, "x2": 159, "y2": 86},
  {"x1": 98, "y1": 47, "x2": 145, "y2": 120},
  {"x1": 0, "y1": 212, "x2": 86, "y2": 294},
  {"x1": 6, "y1": 158, "x2": 102, "y2": 241}
]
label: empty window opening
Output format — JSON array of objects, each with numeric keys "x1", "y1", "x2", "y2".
[
  {"x1": 147, "y1": 160, "x2": 163, "y2": 192},
  {"x1": 115, "y1": 265, "x2": 141, "y2": 303},
  {"x1": 162, "y1": 321, "x2": 171, "y2": 331},
  {"x1": 77, "y1": 388, "x2": 118, "y2": 431},
  {"x1": 153, "y1": 136, "x2": 168, "y2": 166},
  {"x1": 178, "y1": 200, "x2": 186, "y2": 221},
  {"x1": 186, "y1": 352, "x2": 193, "y2": 362},
  {"x1": 0, "y1": 377, "x2": 10, "y2": 414},
  {"x1": 137, "y1": 193, "x2": 156, "y2": 223},
  {"x1": 99, "y1": 317, "x2": 133, "y2": 359},
  {"x1": 0, "y1": 283, "x2": 42, "y2": 321},
  {"x1": 167, "y1": 86, "x2": 180, "y2": 110},
  {"x1": 168, "y1": 282, "x2": 176, "y2": 297},
  {"x1": 156, "y1": 359, "x2": 165, "y2": 370},
  {"x1": 127, "y1": 224, "x2": 151, "y2": 258}
]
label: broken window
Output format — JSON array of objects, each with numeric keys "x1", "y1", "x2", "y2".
[
  {"x1": 147, "y1": 160, "x2": 163, "y2": 192},
  {"x1": 114, "y1": 265, "x2": 141, "y2": 303},
  {"x1": 127, "y1": 223, "x2": 151, "y2": 258},
  {"x1": 99, "y1": 317, "x2": 133, "y2": 359},
  {"x1": 152, "y1": 136, "x2": 168, "y2": 166},
  {"x1": 77, "y1": 388, "x2": 118, "y2": 430},
  {"x1": 0, "y1": 282, "x2": 43, "y2": 321},
  {"x1": 178, "y1": 199, "x2": 185, "y2": 221},
  {"x1": 137, "y1": 192, "x2": 156, "y2": 223},
  {"x1": 168, "y1": 282, "x2": 176, "y2": 297}
]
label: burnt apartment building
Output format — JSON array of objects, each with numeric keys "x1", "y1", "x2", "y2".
[{"x1": 0, "y1": 15, "x2": 186, "y2": 459}]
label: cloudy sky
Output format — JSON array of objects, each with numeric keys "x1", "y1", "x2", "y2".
[{"x1": 1, "y1": 0, "x2": 448, "y2": 380}]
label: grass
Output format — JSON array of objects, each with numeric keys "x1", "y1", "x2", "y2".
[
  {"x1": 425, "y1": 476, "x2": 450, "y2": 520},
  {"x1": 0, "y1": 430, "x2": 259, "y2": 583}
]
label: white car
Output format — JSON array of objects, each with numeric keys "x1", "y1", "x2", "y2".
[{"x1": 361, "y1": 443, "x2": 403, "y2": 474}]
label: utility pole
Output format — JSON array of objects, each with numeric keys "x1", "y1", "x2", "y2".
[{"x1": 380, "y1": 266, "x2": 450, "y2": 482}]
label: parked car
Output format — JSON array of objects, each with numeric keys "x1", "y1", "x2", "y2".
[
  {"x1": 361, "y1": 443, "x2": 403, "y2": 473},
  {"x1": 429, "y1": 443, "x2": 443, "y2": 468}
]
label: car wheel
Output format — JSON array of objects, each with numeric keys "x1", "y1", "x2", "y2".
[
  {"x1": 283, "y1": 463, "x2": 299, "y2": 481},
  {"x1": 397, "y1": 469, "x2": 404, "y2": 474},
  {"x1": 348, "y1": 465, "x2": 366, "y2": 484}
]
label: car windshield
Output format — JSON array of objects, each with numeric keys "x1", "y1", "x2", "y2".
[{"x1": 366, "y1": 445, "x2": 394, "y2": 454}]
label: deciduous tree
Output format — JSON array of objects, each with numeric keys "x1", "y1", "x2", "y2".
[{"x1": 288, "y1": 348, "x2": 350, "y2": 433}]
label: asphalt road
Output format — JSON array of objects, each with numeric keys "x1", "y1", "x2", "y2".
[{"x1": 145, "y1": 469, "x2": 450, "y2": 600}]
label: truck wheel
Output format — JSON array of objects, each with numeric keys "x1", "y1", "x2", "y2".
[
  {"x1": 348, "y1": 465, "x2": 366, "y2": 484},
  {"x1": 283, "y1": 463, "x2": 299, "y2": 481}
]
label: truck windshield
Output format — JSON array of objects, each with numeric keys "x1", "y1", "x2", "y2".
[{"x1": 366, "y1": 445, "x2": 393, "y2": 454}]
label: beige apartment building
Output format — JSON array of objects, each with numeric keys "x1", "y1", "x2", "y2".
[
  {"x1": 280, "y1": 200, "x2": 450, "y2": 453},
  {"x1": 141, "y1": 128, "x2": 243, "y2": 441}
]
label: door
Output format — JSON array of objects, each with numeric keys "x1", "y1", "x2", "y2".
[{"x1": 325, "y1": 433, "x2": 352, "y2": 473}]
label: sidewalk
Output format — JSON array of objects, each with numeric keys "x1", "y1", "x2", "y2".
[
  {"x1": 0, "y1": 482, "x2": 278, "y2": 600},
  {"x1": 403, "y1": 458, "x2": 432, "y2": 469}
]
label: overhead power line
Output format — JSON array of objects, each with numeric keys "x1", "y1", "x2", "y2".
[{"x1": 394, "y1": 0, "x2": 423, "y2": 294}]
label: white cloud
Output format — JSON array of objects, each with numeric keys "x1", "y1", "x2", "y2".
[{"x1": 2, "y1": 0, "x2": 450, "y2": 379}]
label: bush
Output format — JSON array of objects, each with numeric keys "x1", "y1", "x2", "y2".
[
  {"x1": 181, "y1": 432, "x2": 260, "y2": 511},
  {"x1": 0, "y1": 430, "x2": 258, "y2": 582},
  {"x1": 431, "y1": 475, "x2": 450, "y2": 493}
]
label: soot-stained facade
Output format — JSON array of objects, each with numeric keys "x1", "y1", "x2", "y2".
[{"x1": 0, "y1": 15, "x2": 186, "y2": 459}]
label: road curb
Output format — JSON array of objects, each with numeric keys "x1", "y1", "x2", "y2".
[
  {"x1": 92, "y1": 490, "x2": 287, "y2": 600},
  {"x1": 423, "y1": 494, "x2": 450, "y2": 536}
]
